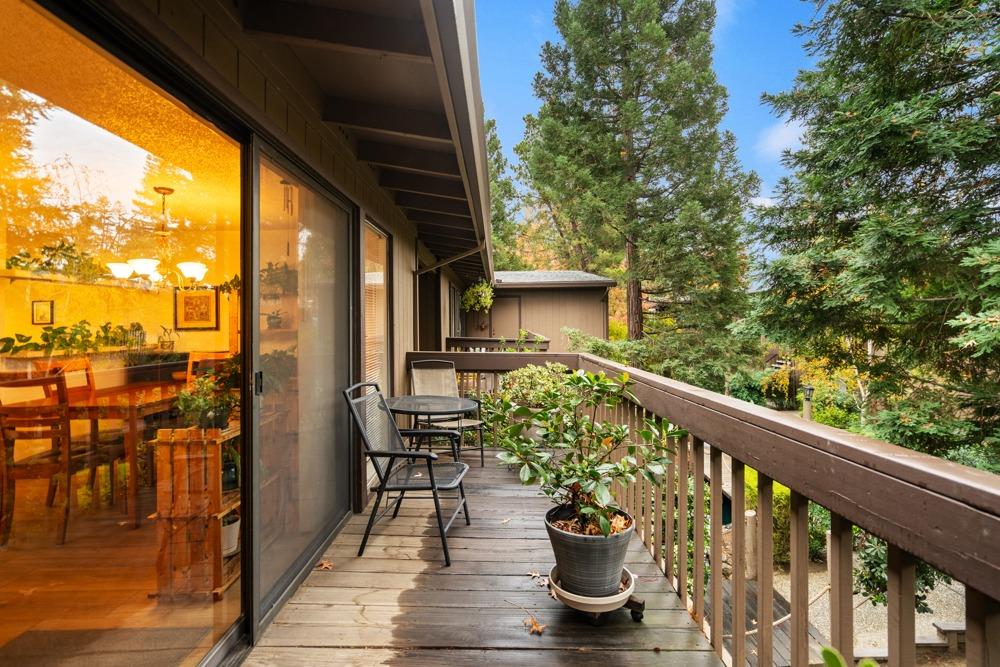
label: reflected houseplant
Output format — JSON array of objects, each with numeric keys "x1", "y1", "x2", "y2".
[
  {"x1": 496, "y1": 369, "x2": 683, "y2": 597},
  {"x1": 177, "y1": 375, "x2": 238, "y2": 429}
]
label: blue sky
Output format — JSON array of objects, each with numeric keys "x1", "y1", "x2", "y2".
[{"x1": 476, "y1": 0, "x2": 819, "y2": 205}]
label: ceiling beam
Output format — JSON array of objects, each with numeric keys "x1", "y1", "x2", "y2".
[
  {"x1": 323, "y1": 98, "x2": 451, "y2": 143},
  {"x1": 379, "y1": 170, "x2": 466, "y2": 200},
  {"x1": 405, "y1": 209, "x2": 472, "y2": 228},
  {"x1": 242, "y1": 1, "x2": 431, "y2": 62},
  {"x1": 396, "y1": 192, "x2": 471, "y2": 217},
  {"x1": 357, "y1": 142, "x2": 460, "y2": 177}
]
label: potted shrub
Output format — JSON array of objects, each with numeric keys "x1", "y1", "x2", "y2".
[
  {"x1": 496, "y1": 369, "x2": 683, "y2": 597},
  {"x1": 177, "y1": 375, "x2": 238, "y2": 429},
  {"x1": 460, "y1": 279, "x2": 493, "y2": 331}
]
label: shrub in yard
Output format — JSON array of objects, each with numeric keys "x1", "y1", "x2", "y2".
[
  {"x1": 498, "y1": 362, "x2": 570, "y2": 407},
  {"x1": 744, "y1": 468, "x2": 826, "y2": 565}
]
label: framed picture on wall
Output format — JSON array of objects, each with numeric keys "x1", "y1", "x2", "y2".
[
  {"x1": 31, "y1": 300, "x2": 54, "y2": 325},
  {"x1": 174, "y1": 287, "x2": 220, "y2": 331}
]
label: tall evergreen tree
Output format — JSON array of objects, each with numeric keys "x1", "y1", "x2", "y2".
[
  {"x1": 749, "y1": 1, "x2": 1000, "y2": 458},
  {"x1": 485, "y1": 118, "x2": 526, "y2": 271},
  {"x1": 517, "y1": 0, "x2": 757, "y2": 340}
]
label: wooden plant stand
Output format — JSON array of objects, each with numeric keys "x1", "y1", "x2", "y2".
[{"x1": 151, "y1": 426, "x2": 241, "y2": 601}]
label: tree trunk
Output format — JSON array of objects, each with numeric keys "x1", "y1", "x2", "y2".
[{"x1": 626, "y1": 238, "x2": 643, "y2": 340}]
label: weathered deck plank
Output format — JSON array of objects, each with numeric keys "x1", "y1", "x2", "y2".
[{"x1": 245, "y1": 454, "x2": 722, "y2": 667}]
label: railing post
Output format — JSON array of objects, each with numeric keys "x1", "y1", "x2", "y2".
[
  {"x1": 790, "y1": 491, "x2": 809, "y2": 667},
  {"x1": 693, "y1": 437, "x2": 706, "y2": 624},
  {"x1": 732, "y1": 459, "x2": 746, "y2": 667},
  {"x1": 709, "y1": 446, "x2": 723, "y2": 657},
  {"x1": 758, "y1": 474, "x2": 774, "y2": 667},
  {"x1": 829, "y1": 513, "x2": 854, "y2": 664},
  {"x1": 677, "y1": 435, "x2": 689, "y2": 606},
  {"x1": 887, "y1": 545, "x2": 916, "y2": 667},
  {"x1": 966, "y1": 587, "x2": 1000, "y2": 667}
]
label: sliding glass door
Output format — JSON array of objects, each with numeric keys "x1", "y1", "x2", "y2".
[{"x1": 255, "y1": 155, "x2": 352, "y2": 615}]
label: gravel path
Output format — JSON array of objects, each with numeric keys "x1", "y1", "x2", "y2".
[{"x1": 770, "y1": 560, "x2": 965, "y2": 661}]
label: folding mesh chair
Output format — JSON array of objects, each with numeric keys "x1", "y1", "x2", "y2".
[
  {"x1": 410, "y1": 359, "x2": 484, "y2": 466},
  {"x1": 344, "y1": 382, "x2": 471, "y2": 566}
]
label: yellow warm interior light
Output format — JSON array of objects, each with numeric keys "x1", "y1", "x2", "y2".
[
  {"x1": 106, "y1": 262, "x2": 134, "y2": 279},
  {"x1": 177, "y1": 261, "x2": 208, "y2": 282},
  {"x1": 127, "y1": 258, "x2": 160, "y2": 276}
]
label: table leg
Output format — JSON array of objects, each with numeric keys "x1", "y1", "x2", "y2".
[{"x1": 127, "y1": 405, "x2": 140, "y2": 528}]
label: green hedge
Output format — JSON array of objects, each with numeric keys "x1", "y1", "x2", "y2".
[{"x1": 744, "y1": 468, "x2": 827, "y2": 565}]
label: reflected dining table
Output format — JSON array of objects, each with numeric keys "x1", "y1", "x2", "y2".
[{"x1": 11, "y1": 379, "x2": 183, "y2": 528}]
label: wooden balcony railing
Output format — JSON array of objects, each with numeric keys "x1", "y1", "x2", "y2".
[
  {"x1": 406, "y1": 350, "x2": 1000, "y2": 667},
  {"x1": 444, "y1": 331, "x2": 549, "y2": 352}
]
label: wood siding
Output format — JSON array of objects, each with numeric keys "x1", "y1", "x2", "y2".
[{"x1": 465, "y1": 287, "x2": 609, "y2": 352}]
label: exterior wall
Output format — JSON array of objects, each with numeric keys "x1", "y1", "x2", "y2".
[
  {"x1": 104, "y1": 0, "x2": 433, "y2": 392},
  {"x1": 465, "y1": 287, "x2": 609, "y2": 352}
]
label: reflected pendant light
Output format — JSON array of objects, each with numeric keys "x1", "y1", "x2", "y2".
[
  {"x1": 177, "y1": 261, "x2": 208, "y2": 283},
  {"x1": 106, "y1": 262, "x2": 134, "y2": 279}
]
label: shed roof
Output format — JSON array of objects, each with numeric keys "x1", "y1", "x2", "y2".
[{"x1": 494, "y1": 270, "x2": 616, "y2": 289}]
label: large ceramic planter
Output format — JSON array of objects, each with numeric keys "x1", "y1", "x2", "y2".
[{"x1": 544, "y1": 505, "x2": 634, "y2": 597}]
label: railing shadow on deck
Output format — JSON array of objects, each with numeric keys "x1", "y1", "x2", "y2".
[{"x1": 406, "y1": 350, "x2": 1000, "y2": 667}]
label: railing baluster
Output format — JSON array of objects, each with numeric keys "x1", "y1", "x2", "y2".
[
  {"x1": 665, "y1": 437, "x2": 676, "y2": 582},
  {"x1": 693, "y1": 437, "x2": 706, "y2": 624},
  {"x1": 654, "y1": 426, "x2": 665, "y2": 571},
  {"x1": 710, "y1": 445, "x2": 723, "y2": 657},
  {"x1": 887, "y1": 545, "x2": 916, "y2": 667},
  {"x1": 642, "y1": 408, "x2": 654, "y2": 554},
  {"x1": 677, "y1": 434, "x2": 689, "y2": 606},
  {"x1": 965, "y1": 587, "x2": 1000, "y2": 667},
  {"x1": 732, "y1": 459, "x2": 746, "y2": 666},
  {"x1": 790, "y1": 491, "x2": 809, "y2": 667},
  {"x1": 829, "y1": 512, "x2": 854, "y2": 664},
  {"x1": 758, "y1": 474, "x2": 774, "y2": 667}
]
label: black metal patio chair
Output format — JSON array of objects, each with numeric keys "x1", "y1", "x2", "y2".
[
  {"x1": 344, "y1": 382, "x2": 471, "y2": 566},
  {"x1": 409, "y1": 359, "x2": 485, "y2": 466}
]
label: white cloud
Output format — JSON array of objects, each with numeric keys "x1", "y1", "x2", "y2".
[
  {"x1": 751, "y1": 196, "x2": 776, "y2": 208},
  {"x1": 755, "y1": 119, "x2": 804, "y2": 161}
]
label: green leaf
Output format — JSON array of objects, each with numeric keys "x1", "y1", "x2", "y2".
[
  {"x1": 819, "y1": 647, "x2": 847, "y2": 667},
  {"x1": 594, "y1": 483, "x2": 612, "y2": 506},
  {"x1": 519, "y1": 464, "x2": 532, "y2": 484},
  {"x1": 598, "y1": 515, "x2": 611, "y2": 536}
]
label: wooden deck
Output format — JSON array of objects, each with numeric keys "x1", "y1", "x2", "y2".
[{"x1": 246, "y1": 453, "x2": 723, "y2": 666}]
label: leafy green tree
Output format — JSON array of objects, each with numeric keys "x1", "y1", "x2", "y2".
[
  {"x1": 485, "y1": 118, "x2": 526, "y2": 271},
  {"x1": 748, "y1": 1, "x2": 1000, "y2": 458},
  {"x1": 517, "y1": 0, "x2": 758, "y2": 340}
]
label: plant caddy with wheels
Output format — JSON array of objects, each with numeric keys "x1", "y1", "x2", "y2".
[{"x1": 495, "y1": 368, "x2": 682, "y2": 624}]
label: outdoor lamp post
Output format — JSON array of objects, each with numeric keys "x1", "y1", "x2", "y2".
[{"x1": 803, "y1": 384, "x2": 814, "y2": 421}]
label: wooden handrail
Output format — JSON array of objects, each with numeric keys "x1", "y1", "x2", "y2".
[
  {"x1": 405, "y1": 349, "x2": 1000, "y2": 665},
  {"x1": 444, "y1": 331, "x2": 550, "y2": 352}
]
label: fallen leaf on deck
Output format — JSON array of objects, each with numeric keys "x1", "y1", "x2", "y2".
[
  {"x1": 527, "y1": 570, "x2": 540, "y2": 578},
  {"x1": 537, "y1": 577, "x2": 549, "y2": 588},
  {"x1": 524, "y1": 615, "x2": 547, "y2": 636},
  {"x1": 501, "y1": 517, "x2": 511, "y2": 525},
  {"x1": 314, "y1": 560, "x2": 334, "y2": 571}
]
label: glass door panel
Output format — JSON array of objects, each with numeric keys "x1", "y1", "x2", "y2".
[
  {"x1": 0, "y1": 2, "x2": 243, "y2": 664},
  {"x1": 257, "y1": 157, "x2": 351, "y2": 611}
]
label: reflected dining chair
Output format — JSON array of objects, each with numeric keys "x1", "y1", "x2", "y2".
[
  {"x1": 32, "y1": 357, "x2": 126, "y2": 503},
  {"x1": 409, "y1": 359, "x2": 484, "y2": 466},
  {"x1": 185, "y1": 351, "x2": 230, "y2": 387},
  {"x1": 344, "y1": 382, "x2": 470, "y2": 566},
  {"x1": 0, "y1": 374, "x2": 91, "y2": 545}
]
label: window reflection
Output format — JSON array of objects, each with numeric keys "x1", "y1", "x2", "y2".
[{"x1": 0, "y1": 1, "x2": 241, "y2": 663}]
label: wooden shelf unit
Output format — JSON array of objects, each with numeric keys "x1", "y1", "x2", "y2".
[{"x1": 151, "y1": 425, "x2": 241, "y2": 601}]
